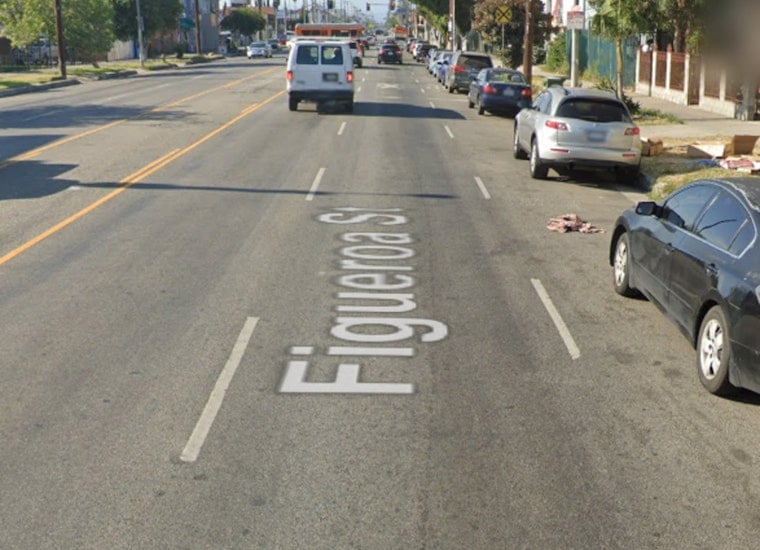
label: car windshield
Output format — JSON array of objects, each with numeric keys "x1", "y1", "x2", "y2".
[{"x1": 555, "y1": 98, "x2": 632, "y2": 123}]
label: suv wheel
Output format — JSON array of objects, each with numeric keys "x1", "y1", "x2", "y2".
[
  {"x1": 530, "y1": 139, "x2": 548, "y2": 179},
  {"x1": 288, "y1": 97, "x2": 298, "y2": 111},
  {"x1": 513, "y1": 128, "x2": 527, "y2": 160}
]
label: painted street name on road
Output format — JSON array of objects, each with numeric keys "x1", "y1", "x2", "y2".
[{"x1": 279, "y1": 207, "x2": 449, "y2": 394}]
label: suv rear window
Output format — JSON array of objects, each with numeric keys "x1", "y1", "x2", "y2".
[
  {"x1": 458, "y1": 55, "x2": 492, "y2": 70},
  {"x1": 555, "y1": 98, "x2": 632, "y2": 123}
]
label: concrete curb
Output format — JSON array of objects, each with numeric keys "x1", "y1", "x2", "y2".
[{"x1": 0, "y1": 78, "x2": 80, "y2": 98}]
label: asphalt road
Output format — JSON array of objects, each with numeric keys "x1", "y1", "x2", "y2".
[{"x1": 2, "y1": 52, "x2": 760, "y2": 549}]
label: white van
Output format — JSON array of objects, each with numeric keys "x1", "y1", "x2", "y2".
[{"x1": 286, "y1": 40, "x2": 355, "y2": 112}]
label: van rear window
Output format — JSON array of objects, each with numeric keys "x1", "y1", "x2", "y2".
[
  {"x1": 296, "y1": 46, "x2": 319, "y2": 65},
  {"x1": 322, "y1": 46, "x2": 344, "y2": 65}
]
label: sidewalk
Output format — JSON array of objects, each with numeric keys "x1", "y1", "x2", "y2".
[{"x1": 629, "y1": 90, "x2": 760, "y2": 141}]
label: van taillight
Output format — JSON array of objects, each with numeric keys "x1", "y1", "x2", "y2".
[
  {"x1": 287, "y1": 70, "x2": 293, "y2": 81},
  {"x1": 347, "y1": 71, "x2": 354, "y2": 83}
]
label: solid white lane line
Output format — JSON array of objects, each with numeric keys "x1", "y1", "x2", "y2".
[
  {"x1": 180, "y1": 316, "x2": 259, "y2": 463},
  {"x1": 444, "y1": 125, "x2": 454, "y2": 139},
  {"x1": 338, "y1": 121, "x2": 347, "y2": 136},
  {"x1": 306, "y1": 167, "x2": 325, "y2": 201},
  {"x1": 474, "y1": 176, "x2": 491, "y2": 200},
  {"x1": 357, "y1": 86, "x2": 362, "y2": 93},
  {"x1": 530, "y1": 279, "x2": 581, "y2": 360}
]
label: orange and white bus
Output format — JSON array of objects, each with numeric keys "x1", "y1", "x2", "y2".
[{"x1": 294, "y1": 23, "x2": 365, "y2": 39}]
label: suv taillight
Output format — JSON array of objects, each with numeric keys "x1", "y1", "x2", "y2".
[
  {"x1": 346, "y1": 71, "x2": 354, "y2": 83},
  {"x1": 286, "y1": 70, "x2": 293, "y2": 81},
  {"x1": 546, "y1": 120, "x2": 569, "y2": 131}
]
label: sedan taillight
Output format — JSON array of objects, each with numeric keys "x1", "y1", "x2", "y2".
[
  {"x1": 545, "y1": 120, "x2": 569, "y2": 131},
  {"x1": 520, "y1": 88, "x2": 532, "y2": 97},
  {"x1": 625, "y1": 127, "x2": 641, "y2": 136},
  {"x1": 483, "y1": 85, "x2": 497, "y2": 95}
]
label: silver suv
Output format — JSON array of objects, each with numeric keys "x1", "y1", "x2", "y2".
[
  {"x1": 513, "y1": 87, "x2": 641, "y2": 184},
  {"x1": 444, "y1": 51, "x2": 493, "y2": 93}
]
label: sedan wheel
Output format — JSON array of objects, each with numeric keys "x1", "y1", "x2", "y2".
[
  {"x1": 477, "y1": 96, "x2": 485, "y2": 115},
  {"x1": 529, "y1": 140, "x2": 549, "y2": 179},
  {"x1": 697, "y1": 306, "x2": 736, "y2": 395},
  {"x1": 612, "y1": 233, "x2": 638, "y2": 297}
]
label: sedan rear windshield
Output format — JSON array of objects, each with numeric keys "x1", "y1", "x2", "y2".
[
  {"x1": 382, "y1": 45, "x2": 400, "y2": 51},
  {"x1": 556, "y1": 98, "x2": 632, "y2": 123}
]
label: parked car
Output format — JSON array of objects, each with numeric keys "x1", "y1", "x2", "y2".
[
  {"x1": 247, "y1": 41, "x2": 273, "y2": 58},
  {"x1": 377, "y1": 43, "x2": 402, "y2": 64},
  {"x1": 432, "y1": 51, "x2": 452, "y2": 83},
  {"x1": 513, "y1": 86, "x2": 641, "y2": 183},
  {"x1": 267, "y1": 38, "x2": 281, "y2": 52},
  {"x1": 414, "y1": 43, "x2": 433, "y2": 62},
  {"x1": 426, "y1": 48, "x2": 439, "y2": 73},
  {"x1": 444, "y1": 51, "x2": 493, "y2": 93},
  {"x1": 286, "y1": 40, "x2": 354, "y2": 112},
  {"x1": 610, "y1": 177, "x2": 760, "y2": 396},
  {"x1": 467, "y1": 68, "x2": 532, "y2": 116}
]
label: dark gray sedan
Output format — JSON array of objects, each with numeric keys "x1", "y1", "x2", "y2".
[
  {"x1": 467, "y1": 68, "x2": 532, "y2": 116},
  {"x1": 610, "y1": 178, "x2": 760, "y2": 396}
]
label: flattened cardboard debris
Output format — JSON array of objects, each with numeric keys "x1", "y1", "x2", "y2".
[
  {"x1": 687, "y1": 143, "x2": 727, "y2": 159},
  {"x1": 687, "y1": 135, "x2": 759, "y2": 159},
  {"x1": 726, "y1": 135, "x2": 759, "y2": 156}
]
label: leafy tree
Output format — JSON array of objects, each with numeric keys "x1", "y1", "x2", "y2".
[
  {"x1": 588, "y1": 0, "x2": 659, "y2": 96},
  {"x1": 111, "y1": 0, "x2": 183, "y2": 44},
  {"x1": 220, "y1": 8, "x2": 266, "y2": 38},
  {"x1": 0, "y1": 0, "x2": 116, "y2": 65},
  {"x1": 472, "y1": 0, "x2": 552, "y2": 69}
]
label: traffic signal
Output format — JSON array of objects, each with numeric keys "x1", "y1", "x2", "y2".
[{"x1": 366, "y1": 2, "x2": 371, "y2": 10}]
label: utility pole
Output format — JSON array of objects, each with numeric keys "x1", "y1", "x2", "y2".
[
  {"x1": 54, "y1": 0, "x2": 66, "y2": 78},
  {"x1": 194, "y1": 0, "x2": 202, "y2": 54},
  {"x1": 136, "y1": 0, "x2": 145, "y2": 67},
  {"x1": 522, "y1": 0, "x2": 533, "y2": 85}
]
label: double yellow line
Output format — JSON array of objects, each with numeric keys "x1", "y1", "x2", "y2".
[{"x1": 0, "y1": 73, "x2": 286, "y2": 268}]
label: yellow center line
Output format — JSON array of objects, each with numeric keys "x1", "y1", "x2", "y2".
[
  {"x1": 0, "y1": 66, "x2": 281, "y2": 171},
  {"x1": 0, "y1": 88, "x2": 286, "y2": 268}
]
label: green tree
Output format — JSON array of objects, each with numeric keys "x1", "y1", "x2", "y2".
[
  {"x1": 588, "y1": 0, "x2": 659, "y2": 96},
  {"x1": 111, "y1": 0, "x2": 183, "y2": 44},
  {"x1": 472, "y1": 0, "x2": 552, "y2": 68},
  {"x1": 220, "y1": 8, "x2": 266, "y2": 38},
  {"x1": 0, "y1": 0, "x2": 116, "y2": 65}
]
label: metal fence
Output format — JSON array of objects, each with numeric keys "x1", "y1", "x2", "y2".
[{"x1": 565, "y1": 31, "x2": 637, "y2": 88}]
